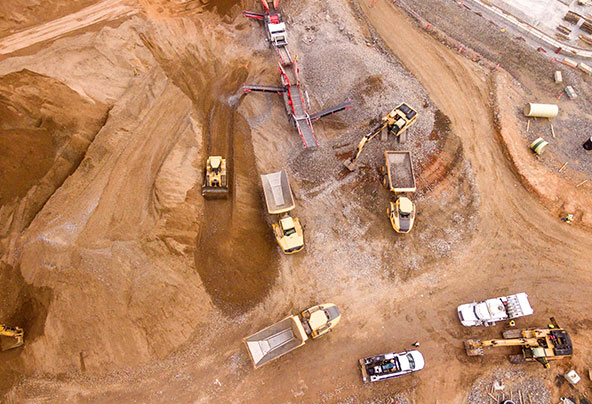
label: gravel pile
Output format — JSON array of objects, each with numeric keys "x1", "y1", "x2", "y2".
[{"x1": 467, "y1": 368, "x2": 551, "y2": 404}]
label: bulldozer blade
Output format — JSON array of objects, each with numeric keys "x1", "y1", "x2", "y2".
[
  {"x1": 464, "y1": 339, "x2": 484, "y2": 356},
  {"x1": 0, "y1": 336, "x2": 24, "y2": 351},
  {"x1": 201, "y1": 187, "x2": 229, "y2": 200}
]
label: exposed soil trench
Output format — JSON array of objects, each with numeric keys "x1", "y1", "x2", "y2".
[{"x1": 193, "y1": 64, "x2": 280, "y2": 314}]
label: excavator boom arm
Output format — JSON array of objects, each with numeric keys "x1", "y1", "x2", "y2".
[
  {"x1": 344, "y1": 122, "x2": 388, "y2": 170},
  {"x1": 478, "y1": 337, "x2": 539, "y2": 347}
]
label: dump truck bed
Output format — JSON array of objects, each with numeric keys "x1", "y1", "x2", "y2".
[
  {"x1": 261, "y1": 170, "x2": 295, "y2": 214},
  {"x1": 384, "y1": 151, "x2": 416, "y2": 193},
  {"x1": 243, "y1": 316, "x2": 308, "y2": 368}
]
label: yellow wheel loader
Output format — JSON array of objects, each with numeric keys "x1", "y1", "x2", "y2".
[
  {"x1": 344, "y1": 103, "x2": 417, "y2": 171},
  {"x1": 1, "y1": 324, "x2": 24, "y2": 351},
  {"x1": 261, "y1": 170, "x2": 304, "y2": 254},
  {"x1": 384, "y1": 151, "x2": 416, "y2": 233},
  {"x1": 464, "y1": 318, "x2": 572, "y2": 368},
  {"x1": 202, "y1": 156, "x2": 229, "y2": 199}
]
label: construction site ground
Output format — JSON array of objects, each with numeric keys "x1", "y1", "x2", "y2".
[{"x1": 0, "y1": 0, "x2": 591, "y2": 403}]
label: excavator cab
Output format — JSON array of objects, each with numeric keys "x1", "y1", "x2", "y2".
[
  {"x1": 389, "y1": 196, "x2": 416, "y2": 233},
  {"x1": 0, "y1": 324, "x2": 24, "y2": 351}
]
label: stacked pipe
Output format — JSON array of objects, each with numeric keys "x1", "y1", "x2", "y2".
[
  {"x1": 582, "y1": 20, "x2": 592, "y2": 35},
  {"x1": 564, "y1": 11, "x2": 582, "y2": 24}
]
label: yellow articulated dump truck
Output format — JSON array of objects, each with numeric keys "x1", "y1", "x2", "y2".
[
  {"x1": 260, "y1": 170, "x2": 304, "y2": 254},
  {"x1": 383, "y1": 151, "x2": 416, "y2": 233},
  {"x1": 243, "y1": 304, "x2": 340, "y2": 368}
]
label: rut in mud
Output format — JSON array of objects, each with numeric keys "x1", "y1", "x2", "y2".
[{"x1": 195, "y1": 73, "x2": 280, "y2": 314}]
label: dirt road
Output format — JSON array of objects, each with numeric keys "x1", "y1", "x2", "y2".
[{"x1": 0, "y1": 0, "x2": 136, "y2": 55}]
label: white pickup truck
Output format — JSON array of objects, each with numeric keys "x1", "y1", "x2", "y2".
[
  {"x1": 457, "y1": 292, "x2": 533, "y2": 327},
  {"x1": 359, "y1": 350, "x2": 425, "y2": 383}
]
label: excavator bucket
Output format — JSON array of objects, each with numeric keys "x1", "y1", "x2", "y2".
[
  {"x1": 343, "y1": 158, "x2": 357, "y2": 172},
  {"x1": 1, "y1": 335, "x2": 24, "y2": 351},
  {"x1": 464, "y1": 339, "x2": 484, "y2": 356},
  {"x1": 0, "y1": 325, "x2": 24, "y2": 351}
]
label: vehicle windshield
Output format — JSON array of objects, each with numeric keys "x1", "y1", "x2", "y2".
[
  {"x1": 284, "y1": 227, "x2": 296, "y2": 236},
  {"x1": 407, "y1": 354, "x2": 415, "y2": 369}
]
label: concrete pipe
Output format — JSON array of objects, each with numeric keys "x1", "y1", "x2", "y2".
[
  {"x1": 524, "y1": 103, "x2": 559, "y2": 118},
  {"x1": 530, "y1": 137, "x2": 549, "y2": 155},
  {"x1": 583, "y1": 136, "x2": 592, "y2": 151}
]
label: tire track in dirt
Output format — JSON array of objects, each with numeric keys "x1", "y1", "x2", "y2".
[{"x1": 0, "y1": 0, "x2": 137, "y2": 55}]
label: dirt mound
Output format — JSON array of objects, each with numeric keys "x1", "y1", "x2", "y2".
[
  {"x1": 0, "y1": 128, "x2": 54, "y2": 204},
  {"x1": 0, "y1": 0, "x2": 96, "y2": 38},
  {"x1": 0, "y1": 69, "x2": 107, "y2": 325}
]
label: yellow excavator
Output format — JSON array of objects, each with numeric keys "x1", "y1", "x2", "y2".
[
  {"x1": 1, "y1": 324, "x2": 24, "y2": 351},
  {"x1": 464, "y1": 318, "x2": 573, "y2": 368},
  {"x1": 202, "y1": 156, "x2": 229, "y2": 199},
  {"x1": 344, "y1": 103, "x2": 417, "y2": 171}
]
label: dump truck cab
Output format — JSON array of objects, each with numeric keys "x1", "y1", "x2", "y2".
[
  {"x1": 388, "y1": 196, "x2": 415, "y2": 234},
  {"x1": 261, "y1": 170, "x2": 305, "y2": 254},
  {"x1": 273, "y1": 215, "x2": 304, "y2": 254},
  {"x1": 300, "y1": 304, "x2": 341, "y2": 339},
  {"x1": 202, "y1": 156, "x2": 229, "y2": 199}
]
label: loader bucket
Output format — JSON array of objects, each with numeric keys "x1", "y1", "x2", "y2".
[
  {"x1": 464, "y1": 339, "x2": 484, "y2": 356},
  {"x1": 201, "y1": 186, "x2": 229, "y2": 200},
  {"x1": 0, "y1": 335, "x2": 24, "y2": 351}
]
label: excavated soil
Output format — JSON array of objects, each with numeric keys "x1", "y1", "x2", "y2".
[
  {"x1": 0, "y1": 128, "x2": 54, "y2": 204},
  {"x1": 139, "y1": 25, "x2": 280, "y2": 314}
]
